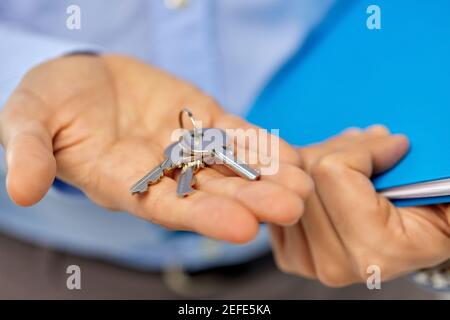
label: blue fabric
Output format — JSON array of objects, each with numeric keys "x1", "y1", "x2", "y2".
[
  {"x1": 248, "y1": 0, "x2": 450, "y2": 207},
  {"x1": 0, "y1": 0, "x2": 334, "y2": 271}
]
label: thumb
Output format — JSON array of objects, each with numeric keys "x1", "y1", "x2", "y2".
[
  {"x1": 311, "y1": 134, "x2": 409, "y2": 229},
  {"x1": 338, "y1": 134, "x2": 410, "y2": 178},
  {"x1": 0, "y1": 96, "x2": 56, "y2": 206}
]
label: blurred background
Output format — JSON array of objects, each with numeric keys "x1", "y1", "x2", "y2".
[
  {"x1": 0, "y1": 231, "x2": 444, "y2": 299},
  {"x1": 0, "y1": 0, "x2": 449, "y2": 299}
]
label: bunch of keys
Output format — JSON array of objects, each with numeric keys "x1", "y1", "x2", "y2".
[{"x1": 130, "y1": 108, "x2": 261, "y2": 197}]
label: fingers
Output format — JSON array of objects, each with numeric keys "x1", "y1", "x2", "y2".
[
  {"x1": 294, "y1": 126, "x2": 409, "y2": 286},
  {"x1": 275, "y1": 125, "x2": 450, "y2": 285},
  {"x1": 310, "y1": 134, "x2": 408, "y2": 281},
  {"x1": 194, "y1": 167, "x2": 305, "y2": 226},
  {"x1": 330, "y1": 125, "x2": 409, "y2": 176},
  {"x1": 299, "y1": 125, "x2": 390, "y2": 172},
  {"x1": 312, "y1": 132, "x2": 408, "y2": 228},
  {"x1": 135, "y1": 179, "x2": 260, "y2": 244},
  {"x1": 192, "y1": 141, "x2": 314, "y2": 226},
  {"x1": 0, "y1": 92, "x2": 56, "y2": 206},
  {"x1": 339, "y1": 134, "x2": 410, "y2": 176},
  {"x1": 270, "y1": 224, "x2": 317, "y2": 279},
  {"x1": 300, "y1": 197, "x2": 361, "y2": 286},
  {"x1": 191, "y1": 113, "x2": 313, "y2": 226},
  {"x1": 86, "y1": 139, "x2": 260, "y2": 244}
]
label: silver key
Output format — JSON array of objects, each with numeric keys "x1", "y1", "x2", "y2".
[
  {"x1": 179, "y1": 128, "x2": 260, "y2": 181},
  {"x1": 212, "y1": 146, "x2": 260, "y2": 180},
  {"x1": 177, "y1": 165, "x2": 195, "y2": 197},
  {"x1": 176, "y1": 160, "x2": 202, "y2": 197},
  {"x1": 130, "y1": 142, "x2": 194, "y2": 194}
]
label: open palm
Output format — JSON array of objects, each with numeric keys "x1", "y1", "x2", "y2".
[{"x1": 0, "y1": 54, "x2": 313, "y2": 243}]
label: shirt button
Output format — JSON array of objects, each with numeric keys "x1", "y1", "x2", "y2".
[{"x1": 164, "y1": 0, "x2": 189, "y2": 10}]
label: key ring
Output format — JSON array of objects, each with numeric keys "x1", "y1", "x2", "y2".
[
  {"x1": 179, "y1": 107, "x2": 202, "y2": 146},
  {"x1": 179, "y1": 108, "x2": 199, "y2": 131}
]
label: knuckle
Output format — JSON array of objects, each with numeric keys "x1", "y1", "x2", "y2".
[
  {"x1": 273, "y1": 256, "x2": 305, "y2": 277},
  {"x1": 271, "y1": 244, "x2": 314, "y2": 278},
  {"x1": 311, "y1": 153, "x2": 346, "y2": 180},
  {"x1": 273, "y1": 256, "x2": 292, "y2": 273},
  {"x1": 297, "y1": 148, "x2": 317, "y2": 173},
  {"x1": 282, "y1": 144, "x2": 302, "y2": 167},
  {"x1": 367, "y1": 125, "x2": 390, "y2": 136},
  {"x1": 341, "y1": 127, "x2": 364, "y2": 137},
  {"x1": 316, "y1": 264, "x2": 355, "y2": 288}
]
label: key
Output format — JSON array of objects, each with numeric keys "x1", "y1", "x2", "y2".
[
  {"x1": 177, "y1": 165, "x2": 195, "y2": 197},
  {"x1": 212, "y1": 146, "x2": 260, "y2": 180},
  {"x1": 177, "y1": 160, "x2": 204, "y2": 197},
  {"x1": 176, "y1": 163, "x2": 196, "y2": 197},
  {"x1": 130, "y1": 142, "x2": 194, "y2": 194},
  {"x1": 179, "y1": 128, "x2": 260, "y2": 181}
]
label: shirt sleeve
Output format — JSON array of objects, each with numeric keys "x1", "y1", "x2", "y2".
[{"x1": 0, "y1": 24, "x2": 99, "y2": 107}]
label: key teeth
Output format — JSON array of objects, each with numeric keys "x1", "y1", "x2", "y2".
[
  {"x1": 129, "y1": 179, "x2": 152, "y2": 194},
  {"x1": 129, "y1": 185, "x2": 148, "y2": 195},
  {"x1": 130, "y1": 170, "x2": 166, "y2": 195}
]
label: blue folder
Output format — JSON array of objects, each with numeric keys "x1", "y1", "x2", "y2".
[{"x1": 247, "y1": 0, "x2": 450, "y2": 207}]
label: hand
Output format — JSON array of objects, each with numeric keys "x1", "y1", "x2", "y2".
[
  {"x1": 270, "y1": 126, "x2": 450, "y2": 286},
  {"x1": 0, "y1": 54, "x2": 313, "y2": 243}
]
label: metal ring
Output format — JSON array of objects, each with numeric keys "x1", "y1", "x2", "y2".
[{"x1": 178, "y1": 108, "x2": 198, "y2": 130}]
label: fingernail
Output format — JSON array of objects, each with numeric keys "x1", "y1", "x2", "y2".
[{"x1": 392, "y1": 134, "x2": 410, "y2": 146}]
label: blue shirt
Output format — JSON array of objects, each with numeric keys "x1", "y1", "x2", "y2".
[{"x1": 0, "y1": 0, "x2": 334, "y2": 271}]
